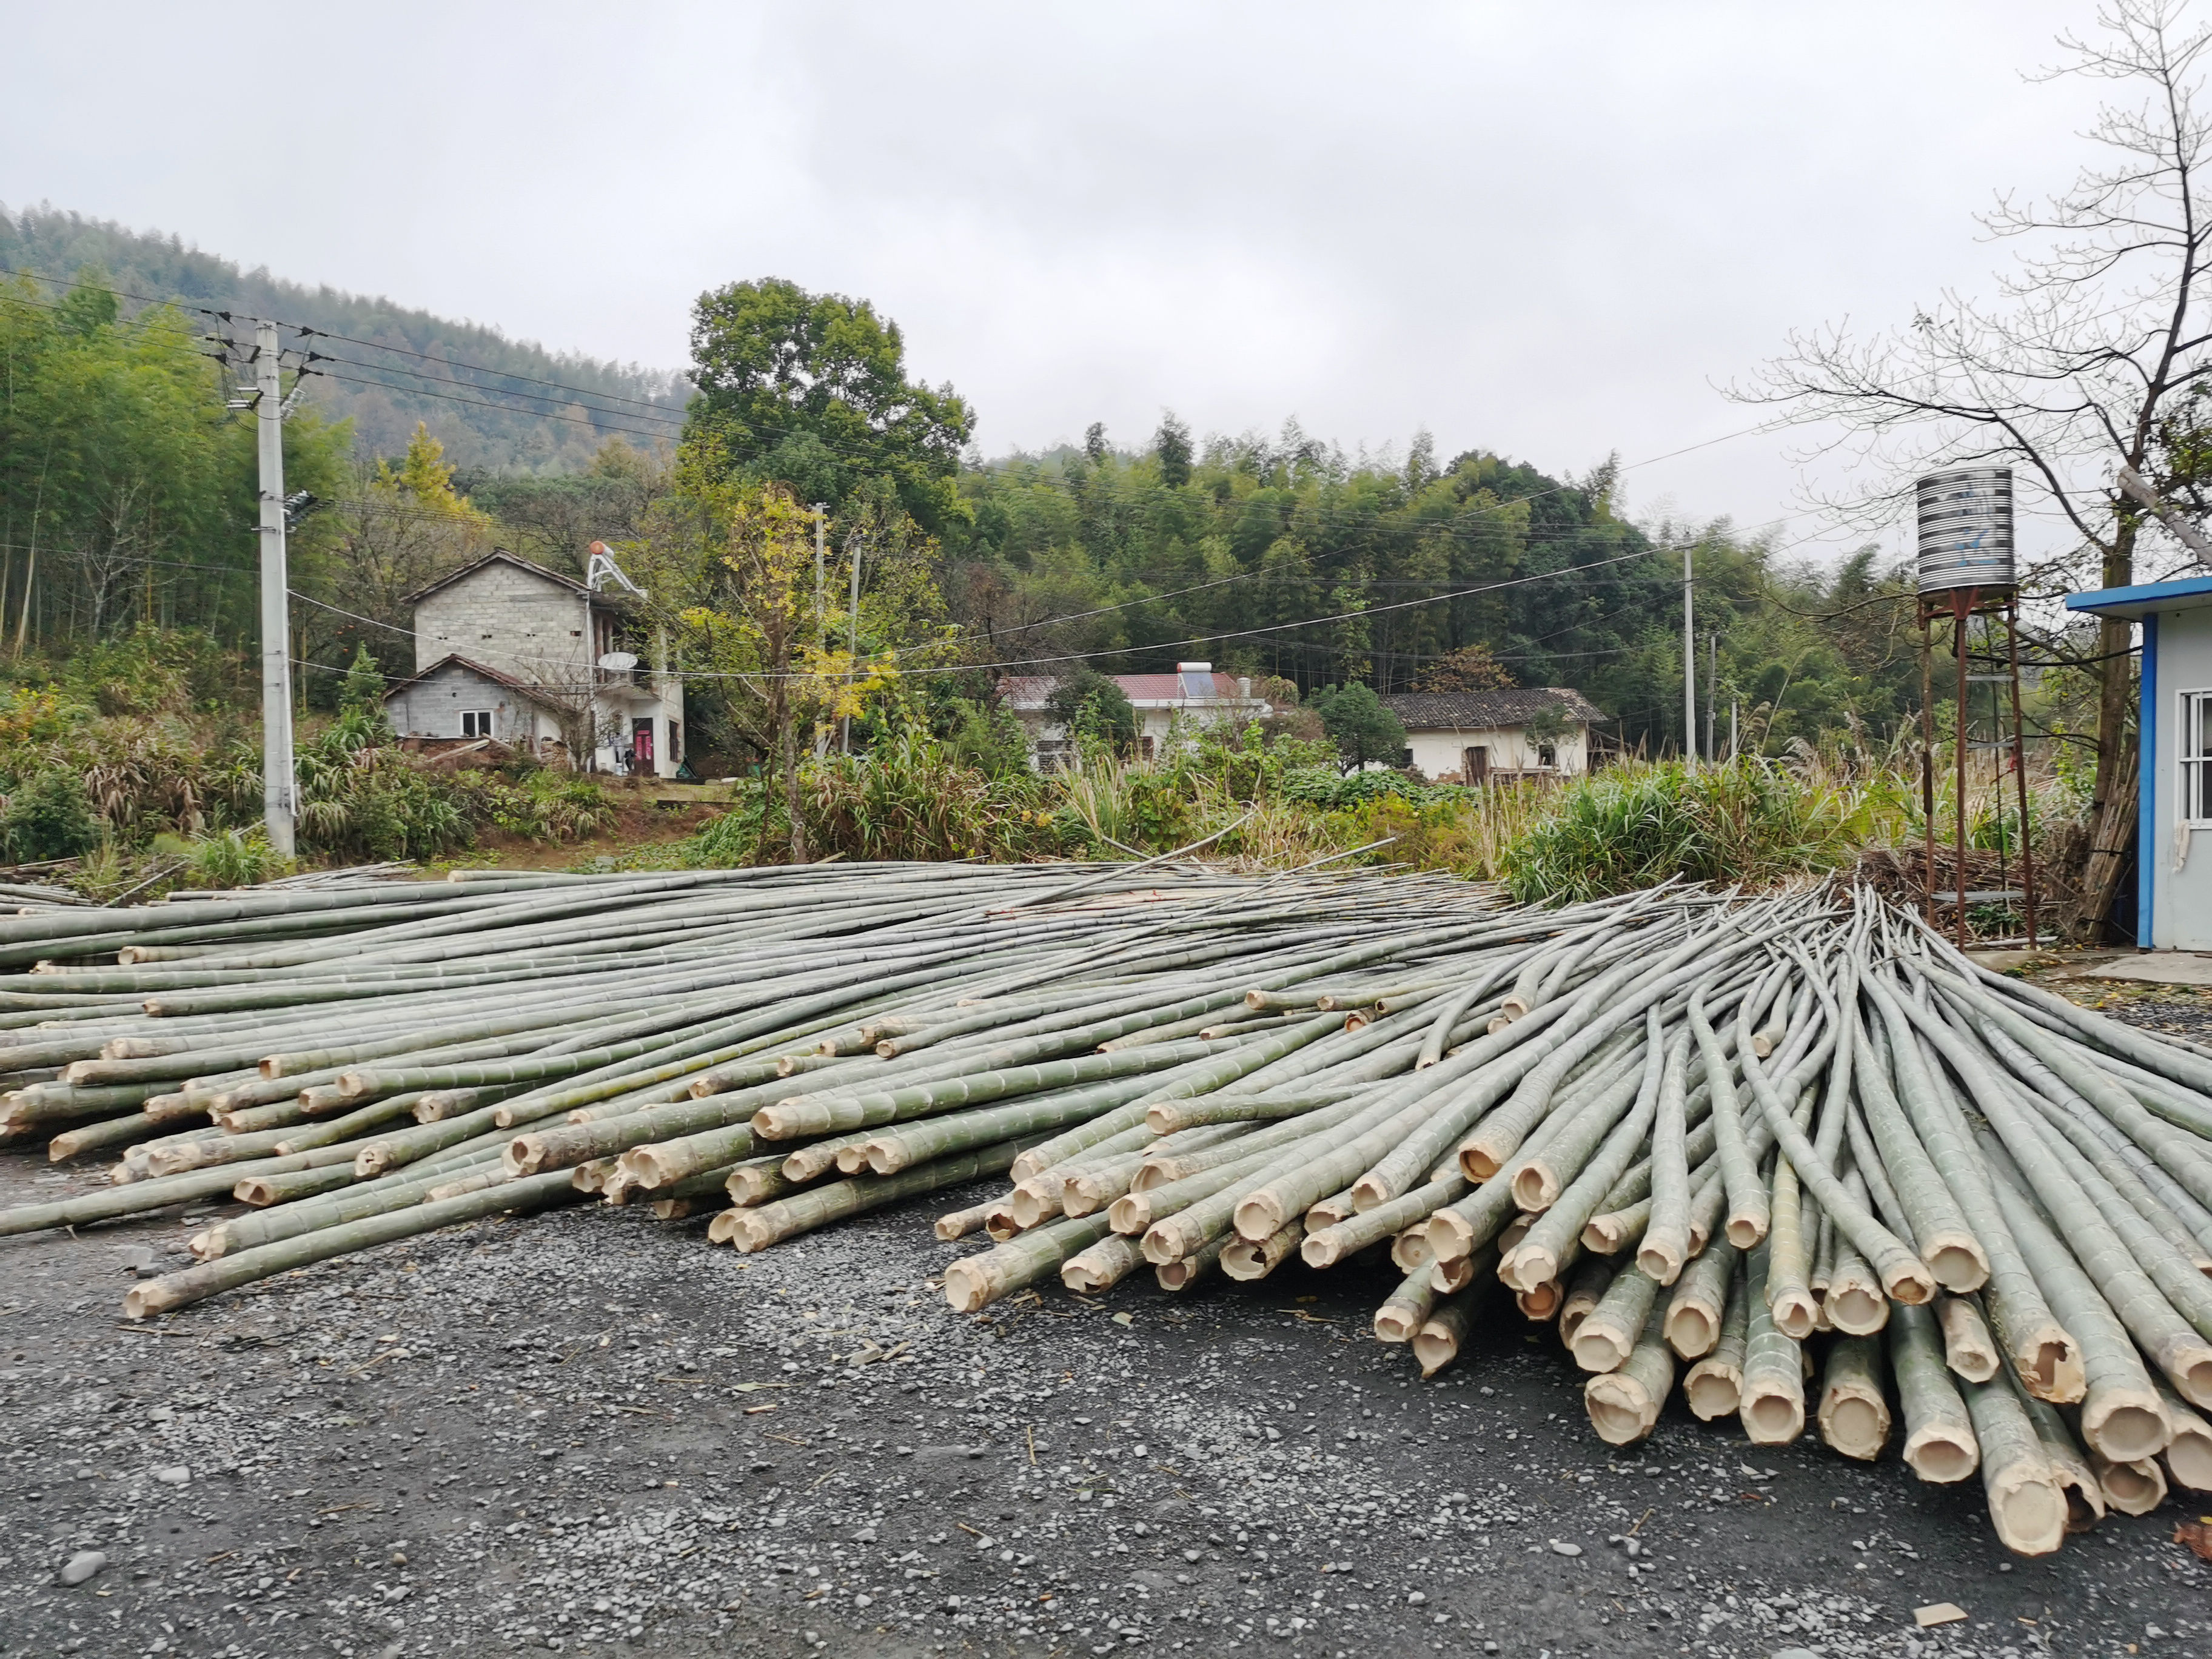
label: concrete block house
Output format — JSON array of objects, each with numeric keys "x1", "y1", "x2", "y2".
[
  {"x1": 381, "y1": 549, "x2": 685, "y2": 777},
  {"x1": 1379, "y1": 687, "x2": 1604, "y2": 782},
  {"x1": 997, "y1": 663, "x2": 1273, "y2": 769}
]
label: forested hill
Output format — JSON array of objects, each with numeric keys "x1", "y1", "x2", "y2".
[{"x1": 0, "y1": 203, "x2": 691, "y2": 472}]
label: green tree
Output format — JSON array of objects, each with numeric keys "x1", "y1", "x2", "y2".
[
  {"x1": 1044, "y1": 668, "x2": 1138, "y2": 754},
  {"x1": 683, "y1": 278, "x2": 974, "y2": 535},
  {"x1": 1155, "y1": 413, "x2": 1193, "y2": 489},
  {"x1": 1310, "y1": 682, "x2": 1406, "y2": 772}
]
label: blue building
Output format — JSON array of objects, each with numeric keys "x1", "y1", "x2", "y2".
[{"x1": 2065, "y1": 574, "x2": 2212, "y2": 950}]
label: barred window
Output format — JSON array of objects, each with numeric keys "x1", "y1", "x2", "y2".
[{"x1": 2184, "y1": 690, "x2": 2212, "y2": 824}]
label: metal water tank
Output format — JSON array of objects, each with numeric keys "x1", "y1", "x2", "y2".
[{"x1": 1915, "y1": 467, "x2": 2015, "y2": 594}]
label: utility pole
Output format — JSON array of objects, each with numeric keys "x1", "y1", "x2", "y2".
[
  {"x1": 1706, "y1": 632, "x2": 1717, "y2": 765},
  {"x1": 253, "y1": 320, "x2": 297, "y2": 856},
  {"x1": 842, "y1": 534, "x2": 863, "y2": 754},
  {"x1": 813, "y1": 505, "x2": 828, "y2": 632},
  {"x1": 1681, "y1": 544, "x2": 1696, "y2": 762}
]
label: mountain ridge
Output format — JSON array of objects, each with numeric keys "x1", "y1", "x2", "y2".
[{"x1": 0, "y1": 202, "x2": 691, "y2": 474}]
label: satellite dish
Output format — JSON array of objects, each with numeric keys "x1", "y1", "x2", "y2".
[{"x1": 597, "y1": 651, "x2": 638, "y2": 672}]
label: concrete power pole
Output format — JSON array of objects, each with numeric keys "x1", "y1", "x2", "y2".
[
  {"x1": 253, "y1": 320, "x2": 297, "y2": 856},
  {"x1": 1681, "y1": 545, "x2": 1696, "y2": 763},
  {"x1": 813, "y1": 505, "x2": 828, "y2": 629},
  {"x1": 1706, "y1": 632, "x2": 1717, "y2": 765}
]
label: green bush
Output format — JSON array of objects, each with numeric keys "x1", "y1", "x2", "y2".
[
  {"x1": 0, "y1": 770, "x2": 101, "y2": 862},
  {"x1": 1500, "y1": 758, "x2": 1869, "y2": 903},
  {"x1": 488, "y1": 772, "x2": 619, "y2": 842},
  {"x1": 183, "y1": 826, "x2": 287, "y2": 888}
]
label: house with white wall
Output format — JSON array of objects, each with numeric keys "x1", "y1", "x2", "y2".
[
  {"x1": 997, "y1": 663, "x2": 1273, "y2": 769},
  {"x1": 381, "y1": 546, "x2": 685, "y2": 777},
  {"x1": 1380, "y1": 688, "x2": 1604, "y2": 782},
  {"x1": 2066, "y1": 573, "x2": 2212, "y2": 949}
]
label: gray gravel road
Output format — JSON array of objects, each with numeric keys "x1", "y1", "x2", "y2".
[{"x1": 4, "y1": 1005, "x2": 2211, "y2": 1659}]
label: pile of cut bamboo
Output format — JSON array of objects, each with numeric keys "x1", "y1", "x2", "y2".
[{"x1": 2, "y1": 862, "x2": 2209, "y2": 1555}]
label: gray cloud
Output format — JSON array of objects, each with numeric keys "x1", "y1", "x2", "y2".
[{"x1": 4, "y1": 2, "x2": 2107, "y2": 566}]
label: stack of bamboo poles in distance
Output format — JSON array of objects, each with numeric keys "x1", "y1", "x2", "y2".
[{"x1": 4, "y1": 865, "x2": 2212, "y2": 1556}]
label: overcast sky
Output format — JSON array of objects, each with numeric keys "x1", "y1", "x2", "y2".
[{"x1": 5, "y1": 2, "x2": 2116, "y2": 568}]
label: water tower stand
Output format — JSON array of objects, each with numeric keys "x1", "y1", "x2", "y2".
[{"x1": 1917, "y1": 588, "x2": 2039, "y2": 949}]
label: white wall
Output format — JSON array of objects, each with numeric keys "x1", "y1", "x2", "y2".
[
  {"x1": 386, "y1": 662, "x2": 558, "y2": 746},
  {"x1": 2154, "y1": 606, "x2": 2212, "y2": 951},
  {"x1": 1404, "y1": 723, "x2": 1588, "y2": 780}
]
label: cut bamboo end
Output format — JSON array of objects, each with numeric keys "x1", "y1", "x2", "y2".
[
  {"x1": 1107, "y1": 1192, "x2": 1153, "y2": 1235},
  {"x1": 1223, "y1": 1222, "x2": 1302, "y2": 1282},
  {"x1": 2080, "y1": 1389, "x2": 2172, "y2": 1464},
  {"x1": 121, "y1": 1281, "x2": 183, "y2": 1319},
  {"x1": 1498, "y1": 1243, "x2": 1558, "y2": 1296},
  {"x1": 502, "y1": 1138, "x2": 543, "y2": 1177},
  {"x1": 1586, "y1": 1372, "x2": 1662, "y2": 1444},
  {"x1": 1062, "y1": 1235, "x2": 1144, "y2": 1293},
  {"x1": 706, "y1": 1208, "x2": 744, "y2": 1245},
  {"x1": 1430, "y1": 1254, "x2": 1475, "y2": 1295},
  {"x1": 232, "y1": 1176, "x2": 284, "y2": 1206},
  {"x1": 1937, "y1": 1297, "x2": 1999, "y2": 1383},
  {"x1": 934, "y1": 1202, "x2": 994, "y2": 1243},
  {"x1": 1818, "y1": 1381, "x2": 1891, "y2": 1462},
  {"x1": 1666, "y1": 1299, "x2": 1719, "y2": 1361},
  {"x1": 1516, "y1": 1280, "x2": 1561, "y2": 1322},
  {"x1": 863, "y1": 1141, "x2": 910, "y2": 1175},
  {"x1": 1008, "y1": 1148, "x2": 1049, "y2": 1184},
  {"x1": 1741, "y1": 1382, "x2": 1805, "y2": 1446},
  {"x1": 1683, "y1": 1358, "x2": 1741, "y2": 1421},
  {"x1": 1825, "y1": 1280, "x2": 1889, "y2": 1338},
  {"x1": 723, "y1": 1212, "x2": 779, "y2": 1253},
  {"x1": 1903, "y1": 1423, "x2": 1979, "y2": 1483},
  {"x1": 1374, "y1": 1303, "x2": 1427, "y2": 1344},
  {"x1": 2167, "y1": 1346, "x2": 2212, "y2": 1411},
  {"x1": 1426, "y1": 1209, "x2": 1475, "y2": 1263},
  {"x1": 572, "y1": 1159, "x2": 613, "y2": 1194},
  {"x1": 1391, "y1": 1225, "x2": 1432, "y2": 1274},
  {"x1": 1570, "y1": 1321, "x2": 1634, "y2": 1376},
  {"x1": 834, "y1": 1145, "x2": 871, "y2": 1175},
  {"x1": 1232, "y1": 1191, "x2": 1289, "y2": 1244},
  {"x1": 1010, "y1": 1179, "x2": 1065, "y2": 1230},
  {"x1": 1509, "y1": 1164, "x2": 1560, "y2": 1214},
  {"x1": 1635, "y1": 1239, "x2": 1684, "y2": 1287},
  {"x1": 1305, "y1": 1194, "x2": 1355, "y2": 1230},
  {"x1": 2165, "y1": 1416, "x2": 2212, "y2": 1491},
  {"x1": 1925, "y1": 1232, "x2": 1991, "y2": 1295},
  {"x1": 1723, "y1": 1210, "x2": 1768, "y2": 1251},
  {"x1": 1583, "y1": 1211, "x2": 1634, "y2": 1255},
  {"x1": 1459, "y1": 1142, "x2": 1506, "y2": 1182},
  {"x1": 1984, "y1": 1456, "x2": 2068, "y2": 1557},
  {"x1": 1875, "y1": 1259, "x2": 1937, "y2": 1307},
  {"x1": 1771, "y1": 1289, "x2": 1819, "y2": 1343},
  {"x1": 187, "y1": 1228, "x2": 224, "y2": 1261},
  {"x1": 2013, "y1": 1325, "x2": 2085, "y2": 1404},
  {"x1": 1348, "y1": 1173, "x2": 1392, "y2": 1210},
  {"x1": 2090, "y1": 1452, "x2": 2168, "y2": 1517},
  {"x1": 984, "y1": 1202, "x2": 1021, "y2": 1243}
]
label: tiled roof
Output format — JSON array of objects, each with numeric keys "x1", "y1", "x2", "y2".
[
  {"x1": 997, "y1": 672, "x2": 1255, "y2": 710},
  {"x1": 400, "y1": 548, "x2": 596, "y2": 606},
  {"x1": 381, "y1": 652, "x2": 567, "y2": 709},
  {"x1": 1379, "y1": 688, "x2": 1606, "y2": 729}
]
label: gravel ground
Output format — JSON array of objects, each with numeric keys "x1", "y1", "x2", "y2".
[{"x1": 4, "y1": 995, "x2": 2211, "y2": 1659}]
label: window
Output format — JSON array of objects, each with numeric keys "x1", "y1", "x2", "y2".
[
  {"x1": 1537, "y1": 743, "x2": 1557, "y2": 768},
  {"x1": 460, "y1": 710, "x2": 494, "y2": 739},
  {"x1": 2185, "y1": 689, "x2": 2212, "y2": 824}
]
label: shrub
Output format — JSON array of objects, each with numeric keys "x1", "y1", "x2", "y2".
[
  {"x1": 803, "y1": 732, "x2": 1061, "y2": 862},
  {"x1": 1499, "y1": 758, "x2": 1872, "y2": 903},
  {"x1": 183, "y1": 826, "x2": 287, "y2": 888},
  {"x1": 0, "y1": 770, "x2": 101, "y2": 862},
  {"x1": 488, "y1": 772, "x2": 619, "y2": 842}
]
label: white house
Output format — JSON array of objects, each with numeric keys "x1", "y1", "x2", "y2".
[
  {"x1": 997, "y1": 662, "x2": 1273, "y2": 768},
  {"x1": 381, "y1": 546, "x2": 686, "y2": 777},
  {"x1": 1380, "y1": 688, "x2": 1605, "y2": 782},
  {"x1": 2065, "y1": 572, "x2": 2212, "y2": 949}
]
